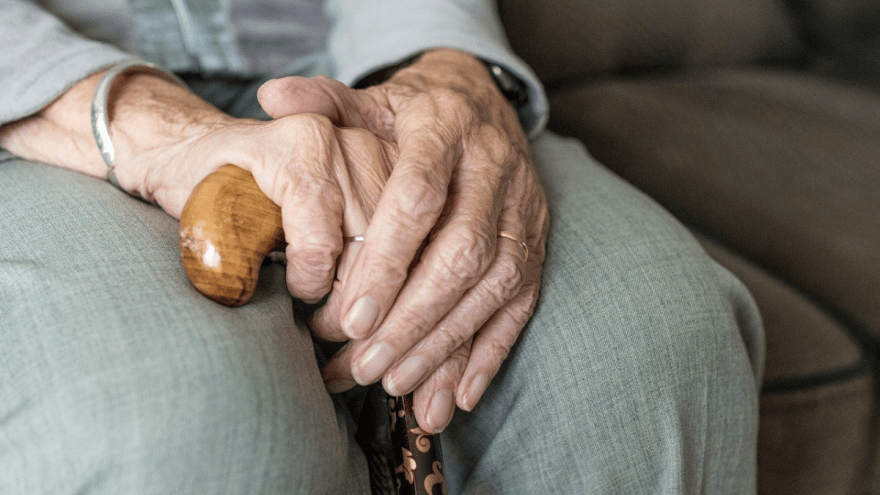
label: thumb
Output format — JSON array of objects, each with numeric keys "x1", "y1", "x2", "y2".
[
  {"x1": 257, "y1": 76, "x2": 383, "y2": 133},
  {"x1": 257, "y1": 76, "x2": 339, "y2": 119}
]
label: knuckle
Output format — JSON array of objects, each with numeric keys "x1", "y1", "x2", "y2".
[
  {"x1": 506, "y1": 301, "x2": 535, "y2": 329},
  {"x1": 391, "y1": 168, "x2": 448, "y2": 224},
  {"x1": 473, "y1": 124, "x2": 515, "y2": 166},
  {"x1": 429, "y1": 322, "x2": 473, "y2": 359},
  {"x1": 343, "y1": 126, "x2": 380, "y2": 151},
  {"x1": 286, "y1": 267, "x2": 330, "y2": 301},
  {"x1": 506, "y1": 288, "x2": 539, "y2": 326},
  {"x1": 392, "y1": 303, "x2": 436, "y2": 336},
  {"x1": 294, "y1": 112, "x2": 335, "y2": 136},
  {"x1": 286, "y1": 167, "x2": 338, "y2": 198},
  {"x1": 286, "y1": 236, "x2": 339, "y2": 280},
  {"x1": 490, "y1": 258, "x2": 526, "y2": 300},
  {"x1": 367, "y1": 246, "x2": 412, "y2": 284},
  {"x1": 273, "y1": 113, "x2": 335, "y2": 146},
  {"x1": 435, "y1": 363, "x2": 464, "y2": 386},
  {"x1": 432, "y1": 353, "x2": 469, "y2": 384},
  {"x1": 287, "y1": 231, "x2": 339, "y2": 261},
  {"x1": 428, "y1": 88, "x2": 479, "y2": 129},
  {"x1": 433, "y1": 228, "x2": 493, "y2": 287},
  {"x1": 432, "y1": 88, "x2": 471, "y2": 112},
  {"x1": 480, "y1": 334, "x2": 513, "y2": 367}
]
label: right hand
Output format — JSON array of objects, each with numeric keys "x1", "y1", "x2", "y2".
[
  {"x1": 141, "y1": 116, "x2": 401, "y2": 304},
  {"x1": 0, "y1": 69, "x2": 397, "y2": 305}
]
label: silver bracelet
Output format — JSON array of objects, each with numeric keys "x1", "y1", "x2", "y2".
[{"x1": 90, "y1": 59, "x2": 187, "y2": 194}]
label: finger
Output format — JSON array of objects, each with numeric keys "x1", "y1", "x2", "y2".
[
  {"x1": 412, "y1": 341, "x2": 471, "y2": 434},
  {"x1": 266, "y1": 115, "x2": 347, "y2": 303},
  {"x1": 343, "y1": 194, "x2": 501, "y2": 387},
  {"x1": 451, "y1": 176, "x2": 549, "y2": 411},
  {"x1": 456, "y1": 259, "x2": 543, "y2": 412},
  {"x1": 257, "y1": 76, "x2": 394, "y2": 140},
  {"x1": 320, "y1": 338, "x2": 364, "y2": 393},
  {"x1": 380, "y1": 233, "x2": 528, "y2": 396},
  {"x1": 307, "y1": 237, "x2": 364, "y2": 342},
  {"x1": 337, "y1": 101, "x2": 470, "y2": 340},
  {"x1": 343, "y1": 132, "x2": 509, "y2": 382},
  {"x1": 308, "y1": 128, "x2": 397, "y2": 339},
  {"x1": 258, "y1": 76, "x2": 346, "y2": 121}
]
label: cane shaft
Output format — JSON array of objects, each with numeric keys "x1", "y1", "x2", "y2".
[{"x1": 390, "y1": 394, "x2": 448, "y2": 495}]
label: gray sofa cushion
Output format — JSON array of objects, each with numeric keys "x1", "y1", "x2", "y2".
[
  {"x1": 546, "y1": 68, "x2": 880, "y2": 336},
  {"x1": 794, "y1": 0, "x2": 880, "y2": 90},
  {"x1": 498, "y1": 0, "x2": 803, "y2": 83}
]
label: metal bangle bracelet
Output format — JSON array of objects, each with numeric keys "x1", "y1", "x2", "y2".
[{"x1": 90, "y1": 59, "x2": 187, "y2": 195}]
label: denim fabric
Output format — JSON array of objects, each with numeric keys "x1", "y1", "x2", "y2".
[{"x1": 0, "y1": 69, "x2": 763, "y2": 494}]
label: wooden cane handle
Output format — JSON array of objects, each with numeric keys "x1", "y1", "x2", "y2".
[{"x1": 178, "y1": 164, "x2": 285, "y2": 307}]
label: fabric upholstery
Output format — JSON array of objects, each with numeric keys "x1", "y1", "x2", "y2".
[
  {"x1": 760, "y1": 377, "x2": 876, "y2": 494},
  {"x1": 697, "y1": 235, "x2": 865, "y2": 383},
  {"x1": 498, "y1": 0, "x2": 803, "y2": 83},
  {"x1": 546, "y1": 68, "x2": 880, "y2": 337},
  {"x1": 793, "y1": 0, "x2": 880, "y2": 90}
]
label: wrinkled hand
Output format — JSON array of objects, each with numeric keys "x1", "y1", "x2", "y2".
[
  {"x1": 258, "y1": 49, "x2": 550, "y2": 433},
  {"x1": 0, "y1": 70, "x2": 398, "y2": 311},
  {"x1": 121, "y1": 111, "x2": 396, "y2": 305}
]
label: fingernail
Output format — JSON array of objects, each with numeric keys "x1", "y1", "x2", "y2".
[
  {"x1": 353, "y1": 342, "x2": 396, "y2": 385},
  {"x1": 344, "y1": 296, "x2": 380, "y2": 339},
  {"x1": 386, "y1": 356, "x2": 430, "y2": 396},
  {"x1": 427, "y1": 389, "x2": 455, "y2": 433},
  {"x1": 324, "y1": 378, "x2": 357, "y2": 394},
  {"x1": 462, "y1": 374, "x2": 490, "y2": 412}
]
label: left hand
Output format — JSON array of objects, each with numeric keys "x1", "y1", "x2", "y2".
[{"x1": 259, "y1": 49, "x2": 549, "y2": 433}]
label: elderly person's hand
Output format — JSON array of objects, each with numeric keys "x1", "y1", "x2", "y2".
[
  {"x1": 258, "y1": 49, "x2": 550, "y2": 433},
  {"x1": 0, "y1": 70, "x2": 395, "y2": 306}
]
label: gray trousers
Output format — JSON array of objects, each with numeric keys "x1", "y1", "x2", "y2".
[{"x1": 0, "y1": 73, "x2": 763, "y2": 494}]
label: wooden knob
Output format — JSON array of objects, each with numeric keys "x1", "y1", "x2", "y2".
[{"x1": 178, "y1": 164, "x2": 285, "y2": 307}]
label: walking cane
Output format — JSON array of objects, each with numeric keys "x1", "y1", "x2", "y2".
[{"x1": 178, "y1": 164, "x2": 448, "y2": 495}]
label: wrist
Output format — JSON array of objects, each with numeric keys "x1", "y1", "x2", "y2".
[
  {"x1": 102, "y1": 71, "x2": 234, "y2": 196},
  {"x1": 389, "y1": 49, "x2": 503, "y2": 107},
  {"x1": 21, "y1": 67, "x2": 233, "y2": 201}
]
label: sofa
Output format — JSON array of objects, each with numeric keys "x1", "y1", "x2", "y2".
[{"x1": 496, "y1": 0, "x2": 880, "y2": 493}]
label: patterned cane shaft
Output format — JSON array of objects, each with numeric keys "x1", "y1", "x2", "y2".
[{"x1": 390, "y1": 394, "x2": 448, "y2": 495}]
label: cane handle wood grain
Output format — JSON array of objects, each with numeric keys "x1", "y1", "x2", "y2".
[{"x1": 178, "y1": 164, "x2": 285, "y2": 307}]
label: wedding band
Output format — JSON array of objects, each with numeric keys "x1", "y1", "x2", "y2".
[
  {"x1": 344, "y1": 235, "x2": 365, "y2": 243},
  {"x1": 497, "y1": 231, "x2": 529, "y2": 261}
]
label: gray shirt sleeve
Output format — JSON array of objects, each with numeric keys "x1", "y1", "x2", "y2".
[
  {"x1": 324, "y1": 0, "x2": 549, "y2": 138},
  {"x1": 0, "y1": 0, "x2": 134, "y2": 126}
]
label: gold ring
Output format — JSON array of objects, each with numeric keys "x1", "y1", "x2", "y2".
[
  {"x1": 344, "y1": 235, "x2": 365, "y2": 243},
  {"x1": 497, "y1": 231, "x2": 529, "y2": 261}
]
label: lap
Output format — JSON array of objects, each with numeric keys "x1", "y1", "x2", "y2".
[
  {"x1": 0, "y1": 130, "x2": 763, "y2": 493},
  {"x1": 0, "y1": 160, "x2": 369, "y2": 493}
]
